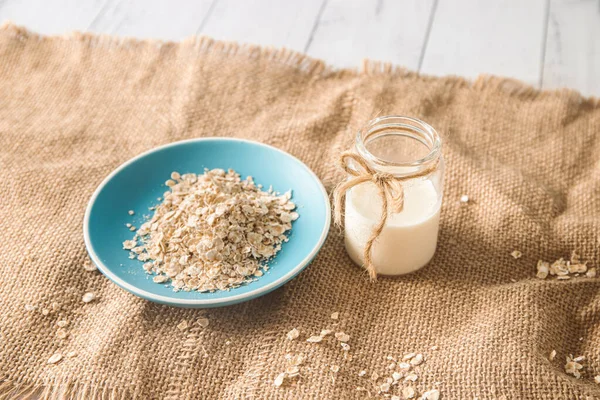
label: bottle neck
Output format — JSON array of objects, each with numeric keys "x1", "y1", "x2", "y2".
[{"x1": 355, "y1": 116, "x2": 442, "y2": 178}]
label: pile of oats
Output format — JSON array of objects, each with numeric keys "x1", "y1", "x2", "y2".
[
  {"x1": 536, "y1": 251, "x2": 595, "y2": 280},
  {"x1": 564, "y1": 355, "x2": 585, "y2": 378},
  {"x1": 123, "y1": 169, "x2": 297, "y2": 292}
]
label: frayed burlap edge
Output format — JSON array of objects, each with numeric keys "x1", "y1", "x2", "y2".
[
  {"x1": 1, "y1": 21, "x2": 599, "y2": 108},
  {"x1": 0, "y1": 378, "x2": 139, "y2": 400}
]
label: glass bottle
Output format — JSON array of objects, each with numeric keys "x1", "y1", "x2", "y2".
[{"x1": 344, "y1": 116, "x2": 444, "y2": 276}]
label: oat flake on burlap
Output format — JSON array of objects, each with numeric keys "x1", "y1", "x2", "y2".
[{"x1": 1, "y1": 22, "x2": 600, "y2": 400}]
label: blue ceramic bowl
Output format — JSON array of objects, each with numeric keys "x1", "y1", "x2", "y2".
[{"x1": 83, "y1": 138, "x2": 330, "y2": 308}]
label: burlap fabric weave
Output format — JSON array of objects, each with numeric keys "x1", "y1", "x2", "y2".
[{"x1": 1, "y1": 23, "x2": 599, "y2": 399}]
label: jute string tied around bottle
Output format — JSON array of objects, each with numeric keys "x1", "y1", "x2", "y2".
[{"x1": 333, "y1": 150, "x2": 439, "y2": 281}]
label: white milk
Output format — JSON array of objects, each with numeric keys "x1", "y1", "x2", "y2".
[{"x1": 344, "y1": 179, "x2": 441, "y2": 275}]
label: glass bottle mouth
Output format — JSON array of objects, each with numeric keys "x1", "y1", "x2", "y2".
[{"x1": 355, "y1": 115, "x2": 442, "y2": 176}]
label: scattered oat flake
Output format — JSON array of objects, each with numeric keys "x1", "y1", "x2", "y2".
[
  {"x1": 330, "y1": 365, "x2": 340, "y2": 373},
  {"x1": 391, "y1": 396, "x2": 401, "y2": 400},
  {"x1": 128, "y1": 210, "x2": 135, "y2": 215},
  {"x1": 392, "y1": 372, "x2": 402, "y2": 381},
  {"x1": 331, "y1": 312, "x2": 339, "y2": 320},
  {"x1": 511, "y1": 250, "x2": 522, "y2": 259},
  {"x1": 403, "y1": 386, "x2": 416, "y2": 399},
  {"x1": 289, "y1": 354, "x2": 305, "y2": 366},
  {"x1": 430, "y1": 345, "x2": 438, "y2": 351},
  {"x1": 320, "y1": 329, "x2": 333, "y2": 337},
  {"x1": 410, "y1": 354, "x2": 424, "y2": 366},
  {"x1": 341, "y1": 342, "x2": 350, "y2": 351},
  {"x1": 286, "y1": 328, "x2": 299, "y2": 341},
  {"x1": 82, "y1": 292, "x2": 96, "y2": 303},
  {"x1": 274, "y1": 372, "x2": 285, "y2": 387},
  {"x1": 536, "y1": 260, "x2": 549, "y2": 279},
  {"x1": 153, "y1": 275, "x2": 169, "y2": 283},
  {"x1": 595, "y1": 375, "x2": 600, "y2": 384},
  {"x1": 460, "y1": 194, "x2": 469, "y2": 203},
  {"x1": 56, "y1": 320, "x2": 68, "y2": 328},
  {"x1": 197, "y1": 318, "x2": 209, "y2": 328},
  {"x1": 399, "y1": 362, "x2": 411, "y2": 370},
  {"x1": 177, "y1": 320, "x2": 189, "y2": 331},
  {"x1": 56, "y1": 329, "x2": 68, "y2": 339},
  {"x1": 67, "y1": 351, "x2": 77, "y2": 358},
  {"x1": 403, "y1": 352, "x2": 416, "y2": 360},
  {"x1": 41, "y1": 309, "x2": 50, "y2": 316},
  {"x1": 122, "y1": 240, "x2": 137, "y2": 250},
  {"x1": 83, "y1": 260, "x2": 97, "y2": 271},
  {"x1": 24, "y1": 304, "x2": 36, "y2": 311},
  {"x1": 47, "y1": 353, "x2": 62, "y2": 364},
  {"x1": 334, "y1": 332, "x2": 350, "y2": 342},
  {"x1": 286, "y1": 365, "x2": 299, "y2": 374},
  {"x1": 405, "y1": 373, "x2": 418, "y2": 382},
  {"x1": 380, "y1": 382, "x2": 390, "y2": 392},
  {"x1": 422, "y1": 389, "x2": 440, "y2": 400},
  {"x1": 587, "y1": 268, "x2": 597, "y2": 278},
  {"x1": 549, "y1": 350, "x2": 556, "y2": 361},
  {"x1": 358, "y1": 370, "x2": 366, "y2": 377},
  {"x1": 307, "y1": 335, "x2": 323, "y2": 343}
]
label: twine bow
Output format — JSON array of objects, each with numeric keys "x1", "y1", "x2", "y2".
[{"x1": 333, "y1": 151, "x2": 437, "y2": 281}]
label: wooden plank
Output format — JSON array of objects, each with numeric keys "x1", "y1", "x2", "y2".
[
  {"x1": 0, "y1": 0, "x2": 105, "y2": 34},
  {"x1": 421, "y1": 0, "x2": 547, "y2": 85},
  {"x1": 88, "y1": 0, "x2": 216, "y2": 41},
  {"x1": 200, "y1": 0, "x2": 325, "y2": 51},
  {"x1": 306, "y1": 0, "x2": 436, "y2": 69},
  {"x1": 542, "y1": 0, "x2": 600, "y2": 97}
]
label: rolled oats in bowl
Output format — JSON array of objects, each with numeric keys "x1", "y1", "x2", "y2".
[{"x1": 123, "y1": 168, "x2": 298, "y2": 293}]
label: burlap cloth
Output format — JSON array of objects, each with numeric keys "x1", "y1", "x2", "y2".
[{"x1": 1, "y1": 22, "x2": 600, "y2": 400}]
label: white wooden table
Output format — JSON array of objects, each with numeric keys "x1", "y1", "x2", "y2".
[{"x1": 1, "y1": 0, "x2": 598, "y2": 96}]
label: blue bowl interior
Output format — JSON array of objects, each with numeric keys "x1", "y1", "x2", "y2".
[{"x1": 85, "y1": 139, "x2": 330, "y2": 307}]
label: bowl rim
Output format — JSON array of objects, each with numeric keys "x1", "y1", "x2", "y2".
[{"x1": 83, "y1": 137, "x2": 331, "y2": 306}]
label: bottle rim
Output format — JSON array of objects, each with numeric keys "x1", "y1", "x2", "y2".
[{"x1": 355, "y1": 115, "x2": 442, "y2": 174}]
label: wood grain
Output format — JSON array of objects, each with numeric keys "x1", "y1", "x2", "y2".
[
  {"x1": 200, "y1": 0, "x2": 325, "y2": 51},
  {"x1": 543, "y1": 0, "x2": 600, "y2": 97},
  {"x1": 307, "y1": 0, "x2": 436, "y2": 69},
  {"x1": 0, "y1": 0, "x2": 105, "y2": 33},
  {"x1": 421, "y1": 0, "x2": 548, "y2": 86},
  {"x1": 88, "y1": 0, "x2": 215, "y2": 41}
]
